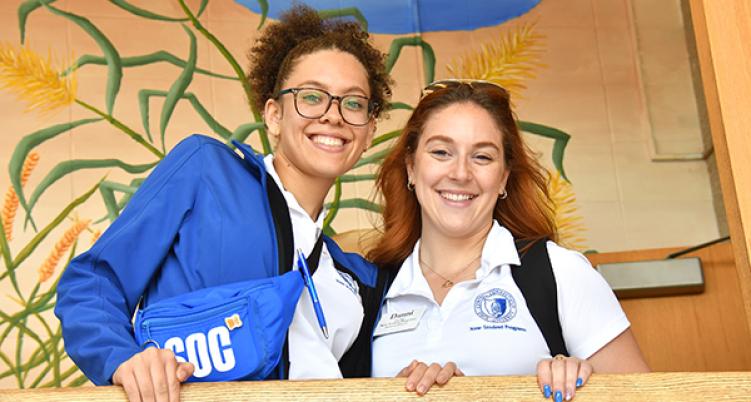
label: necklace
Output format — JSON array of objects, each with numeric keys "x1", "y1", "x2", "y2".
[{"x1": 419, "y1": 253, "x2": 481, "y2": 288}]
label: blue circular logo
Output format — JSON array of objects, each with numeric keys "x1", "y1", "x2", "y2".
[{"x1": 474, "y1": 288, "x2": 517, "y2": 323}]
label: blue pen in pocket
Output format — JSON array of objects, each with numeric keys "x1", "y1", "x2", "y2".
[{"x1": 296, "y1": 248, "x2": 329, "y2": 339}]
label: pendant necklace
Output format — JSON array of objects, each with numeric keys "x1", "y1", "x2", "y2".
[{"x1": 419, "y1": 253, "x2": 481, "y2": 288}]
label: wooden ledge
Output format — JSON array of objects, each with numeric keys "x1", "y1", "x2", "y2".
[{"x1": 2, "y1": 372, "x2": 751, "y2": 401}]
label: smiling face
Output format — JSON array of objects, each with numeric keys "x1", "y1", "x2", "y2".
[
  {"x1": 407, "y1": 102, "x2": 510, "y2": 240},
  {"x1": 264, "y1": 49, "x2": 376, "y2": 184}
]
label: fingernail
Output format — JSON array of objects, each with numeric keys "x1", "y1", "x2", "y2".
[
  {"x1": 554, "y1": 390, "x2": 563, "y2": 402},
  {"x1": 406, "y1": 382, "x2": 414, "y2": 391},
  {"x1": 417, "y1": 384, "x2": 427, "y2": 394},
  {"x1": 566, "y1": 390, "x2": 572, "y2": 401},
  {"x1": 543, "y1": 385, "x2": 551, "y2": 398},
  {"x1": 576, "y1": 378, "x2": 583, "y2": 388}
]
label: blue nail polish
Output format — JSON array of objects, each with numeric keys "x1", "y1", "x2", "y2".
[
  {"x1": 555, "y1": 390, "x2": 563, "y2": 402},
  {"x1": 576, "y1": 378, "x2": 583, "y2": 388},
  {"x1": 543, "y1": 384, "x2": 551, "y2": 398}
]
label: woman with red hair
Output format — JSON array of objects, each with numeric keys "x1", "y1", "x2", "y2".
[{"x1": 369, "y1": 80, "x2": 649, "y2": 401}]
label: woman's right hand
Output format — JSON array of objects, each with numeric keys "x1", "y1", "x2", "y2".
[
  {"x1": 112, "y1": 348, "x2": 194, "y2": 402},
  {"x1": 397, "y1": 359, "x2": 464, "y2": 395}
]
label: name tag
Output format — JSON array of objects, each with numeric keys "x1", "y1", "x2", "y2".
[{"x1": 374, "y1": 307, "x2": 426, "y2": 337}]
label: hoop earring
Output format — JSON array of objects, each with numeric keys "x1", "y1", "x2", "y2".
[
  {"x1": 407, "y1": 181, "x2": 415, "y2": 191},
  {"x1": 499, "y1": 189, "x2": 508, "y2": 199}
]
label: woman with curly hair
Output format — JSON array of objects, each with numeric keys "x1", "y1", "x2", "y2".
[
  {"x1": 56, "y1": 5, "x2": 445, "y2": 402},
  {"x1": 369, "y1": 80, "x2": 649, "y2": 400}
]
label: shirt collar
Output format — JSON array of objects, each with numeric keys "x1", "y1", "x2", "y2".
[
  {"x1": 263, "y1": 155, "x2": 326, "y2": 229},
  {"x1": 384, "y1": 239, "x2": 436, "y2": 300},
  {"x1": 384, "y1": 221, "x2": 521, "y2": 300},
  {"x1": 476, "y1": 221, "x2": 521, "y2": 279}
]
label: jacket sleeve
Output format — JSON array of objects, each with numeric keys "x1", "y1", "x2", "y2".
[{"x1": 54, "y1": 135, "x2": 206, "y2": 385}]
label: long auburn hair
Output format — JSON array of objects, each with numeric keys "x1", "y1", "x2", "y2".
[{"x1": 367, "y1": 82, "x2": 557, "y2": 268}]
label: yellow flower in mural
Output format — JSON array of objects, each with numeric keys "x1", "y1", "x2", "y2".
[
  {"x1": 0, "y1": 42, "x2": 76, "y2": 114},
  {"x1": 38, "y1": 219, "x2": 90, "y2": 283},
  {"x1": 548, "y1": 171, "x2": 588, "y2": 251},
  {"x1": 1, "y1": 152, "x2": 39, "y2": 241},
  {"x1": 446, "y1": 23, "x2": 544, "y2": 101}
]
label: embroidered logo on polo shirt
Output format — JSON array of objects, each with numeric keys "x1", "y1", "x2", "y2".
[
  {"x1": 335, "y1": 270, "x2": 358, "y2": 295},
  {"x1": 474, "y1": 288, "x2": 517, "y2": 323}
]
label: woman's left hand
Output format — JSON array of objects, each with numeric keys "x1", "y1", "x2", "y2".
[
  {"x1": 397, "y1": 360, "x2": 464, "y2": 395},
  {"x1": 536, "y1": 355, "x2": 592, "y2": 401}
]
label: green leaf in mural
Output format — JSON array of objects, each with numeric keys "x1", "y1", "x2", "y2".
[
  {"x1": 354, "y1": 148, "x2": 389, "y2": 169},
  {"x1": 65, "y1": 52, "x2": 236, "y2": 81},
  {"x1": 160, "y1": 24, "x2": 197, "y2": 151},
  {"x1": 17, "y1": 0, "x2": 58, "y2": 44},
  {"x1": 322, "y1": 178, "x2": 342, "y2": 233},
  {"x1": 326, "y1": 198, "x2": 382, "y2": 213},
  {"x1": 229, "y1": 122, "x2": 265, "y2": 147},
  {"x1": 340, "y1": 173, "x2": 376, "y2": 183},
  {"x1": 518, "y1": 120, "x2": 571, "y2": 181},
  {"x1": 370, "y1": 129, "x2": 402, "y2": 148},
  {"x1": 43, "y1": 3, "x2": 123, "y2": 115},
  {"x1": 8, "y1": 178, "x2": 101, "y2": 273},
  {"x1": 318, "y1": 7, "x2": 368, "y2": 31},
  {"x1": 110, "y1": 0, "x2": 208, "y2": 21},
  {"x1": 26, "y1": 159, "x2": 157, "y2": 214},
  {"x1": 388, "y1": 102, "x2": 414, "y2": 111},
  {"x1": 140, "y1": 90, "x2": 232, "y2": 142},
  {"x1": 386, "y1": 37, "x2": 436, "y2": 86},
  {"x1": 98, "y1": 179, "x2": 143, "y2": 223},
  {"x1": 256, "y1": 0, "x2": 269, "y2": 29},
  {"x1": 9, "y1": 118, "x2": 102, "y2": 229}
]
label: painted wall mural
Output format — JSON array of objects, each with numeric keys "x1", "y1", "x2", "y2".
[{"x1": 0, "y1": 0, "x2": 718, "y2": 389}]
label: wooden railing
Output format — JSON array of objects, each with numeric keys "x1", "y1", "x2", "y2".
[{"x1": 2, "y1": 372, "x2": 751, "y2": 401}]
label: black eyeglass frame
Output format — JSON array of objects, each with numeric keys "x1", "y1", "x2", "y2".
[{"x1": 275, "y1": 87, "x2": 378, "y2": 127}]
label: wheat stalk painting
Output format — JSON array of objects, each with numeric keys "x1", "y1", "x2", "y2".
[{"x1": 0, "y1": 42, "x2": 76, "y2": 114}]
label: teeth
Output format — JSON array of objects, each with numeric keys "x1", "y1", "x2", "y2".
[
  {"x1": 311, "y1": 135, "x2": 344, "y2": 147},
  {"x1": 440, "y1": 192, "x2": 474, "y2": 201}
]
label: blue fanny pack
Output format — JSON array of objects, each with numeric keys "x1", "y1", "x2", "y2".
[{"x1": 133, "y1": 270, "x2": 304, "y2": 382}]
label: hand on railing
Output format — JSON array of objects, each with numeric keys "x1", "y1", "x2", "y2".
[
  {"x1": 536, "y1": 355, "x2": 592, "y2": 401},
  {"x1": 396, "y1": 359, "x2": 464, "y2": 396},
  {"x1": 112, "y1": 348, "x2": 195, "y2": 402}
]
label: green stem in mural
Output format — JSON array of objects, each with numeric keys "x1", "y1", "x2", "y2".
[
  {"x1": 65, "y1": 52, "x2": 237, "y2": 81},
  {"x1": 385, "y1": 37, "x2": 436, "y2": 86},
  {"x1": 340, "y1": 173, "x2": 376, "y2": 183},
  {"x1": 318, "y1": 7, "x2": 368, "y2": 30},
  {"x1": 518, "y1": 120, "x2": 571, "y2": 181},
  {"x1": 370, "y1": 129, "x2": 402, "y2": 148},
  {"x1": 323, "y1": 178, "x2": 342, "y2": 234},
  {"x1": 354, "y1": 148, "x2": 389, "y2": 169},
  {"x1": 0, "y1": 213, "x2": 14, "y2": 277},
  {"x1": 5, "y1": 179, "x2": 102, "y2": 276},
  {"x1": 110, "y1": 0, "x2": 208, "y2": 22},
  {"x1": 75, "y1": 99, "x2": 164, "y2": 158},
  {"x1": 177, "y1": 0, "x2": 271, "y2": 154},
  {"x1": 326, "y1": 198, "x2": 382, "y2": 213},
  {"x1": 39, "y1": 363, "x2": 79, "y2": 388}
]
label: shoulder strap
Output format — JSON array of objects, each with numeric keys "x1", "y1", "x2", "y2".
[
  {"x1": 512, "y1": 239, "x2": 569, "y2": 357},
  {"x1": 336, "y1": 263, "x2": 394, "y2": 378},
  {"x1": 265, "y1": 173, "x2": 294, "y2": 275},
  {"x1": 264, "y1": 173, "x2": 327, "y2": 379}
]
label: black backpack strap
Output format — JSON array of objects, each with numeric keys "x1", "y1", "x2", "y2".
[
  {"x1": 337, "y1": 264, "x2": 395, "y2": 378},
  {"x1": 512, "y1": 239, "x2": 569, "y2": 357},
  {"x1": 263, "y1": 173, "x2": 295, "y2": 379}
]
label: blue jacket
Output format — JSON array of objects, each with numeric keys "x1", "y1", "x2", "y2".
[{"x1": 55, "y1": 134, "x2": 386, "y2": 385}]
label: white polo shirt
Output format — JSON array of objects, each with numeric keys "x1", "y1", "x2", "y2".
[
  {"x1": 264, "y1": 156, "x2": 363, "y2": 379},
  {"x1": 372, "y1": 221, "x2": 630, "y2": 377}
]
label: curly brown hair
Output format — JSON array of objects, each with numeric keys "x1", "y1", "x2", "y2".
[{"x1": 247, "y1": 5, "x2": 392, "y2": 117}]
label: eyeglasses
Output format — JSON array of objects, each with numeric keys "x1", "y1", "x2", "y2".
[
  {"x1": 275, "y1": 87, "x2": 377, "y2": 126},
  {"x1": 420, "y1": 79, "x2": 509, "y2": 98}
]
